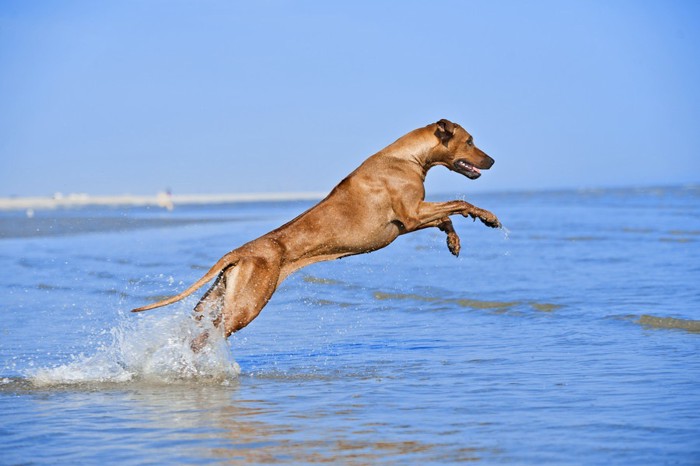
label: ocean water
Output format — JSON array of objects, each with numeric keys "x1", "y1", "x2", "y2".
[{"x1": 1, "y1": 186, "x2": 699, "y2": 464}]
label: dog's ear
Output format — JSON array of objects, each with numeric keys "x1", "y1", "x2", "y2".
[{"x1": 434, "y1": 119, "x2": 455, "y2": 147}]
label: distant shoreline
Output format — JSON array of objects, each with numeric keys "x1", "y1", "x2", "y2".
[
  {"x1": 0, "y1": 191, "x2": 327, "y2": 211},
  {"x1": 1, "y1": 184, "x2": 697, "y2": 212}
]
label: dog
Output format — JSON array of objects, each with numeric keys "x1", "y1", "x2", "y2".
[{"x1": 132, "y1": 119, "x2": 501, "y2": 347}]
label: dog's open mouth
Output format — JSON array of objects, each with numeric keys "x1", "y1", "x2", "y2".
[{"x1": 454, "y1": 159, "x2": 482, "y2": 179}]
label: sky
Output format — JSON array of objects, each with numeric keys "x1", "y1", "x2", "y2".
[{"x1": 0, "y1": 0, "x2": 699, "y2": 197}]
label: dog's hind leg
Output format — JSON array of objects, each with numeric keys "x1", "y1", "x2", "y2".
[
  {"x1": 190, "y1": 270, "x2": 226, "y2": 352},
  {"x1": 190, "y1": 271, "x2": 228, "y2": 351},
  {"x1": 218, "y1": 255, "x2": 281, "y2": 337},
  {"x1": 191, "y1": 238, "x2": 284, "y2": 351},
  {"x1": 191, "y1": 253, "x2": 283, "y2": 351},
  {"x1": 194, "y1": 271, "x2": 226, "y2": 315}
]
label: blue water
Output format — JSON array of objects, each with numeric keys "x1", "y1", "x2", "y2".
[{"x1": 1, "y1": 186, "x2": 699, "y2": 464}]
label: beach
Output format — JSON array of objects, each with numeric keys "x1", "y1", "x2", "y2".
[{"x1": 0, "y1": 191, "x2": 326, "y2": 211}]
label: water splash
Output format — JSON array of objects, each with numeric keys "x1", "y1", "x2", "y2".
[
  {"x1": 501, "y1": 225, "x2": 511, "y2": 240},
  {"x1": 29, "y1": 310, "x2": 239, "y2": 386},
  {"x1": 500, "y1": 225, "x2": 511, "y2": 256}
]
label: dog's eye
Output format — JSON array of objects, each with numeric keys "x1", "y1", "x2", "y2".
[{"x1": 467, "y1": 138, "x2": 474, "y2": 147}]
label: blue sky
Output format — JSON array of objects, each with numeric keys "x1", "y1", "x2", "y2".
[{"x1": 1, "y1": 0, "x2": 698, "y2": 197}]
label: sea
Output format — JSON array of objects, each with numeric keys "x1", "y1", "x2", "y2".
[{"x1": 1, "y1": 186, "x2": 699, "y2": 465}]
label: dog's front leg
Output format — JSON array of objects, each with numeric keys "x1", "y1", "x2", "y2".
[
  {"x1": 459, "y1": 203, "x2": 501, "y2": 229},
  {"x1": 413, "y1": 217, "x2": 461, "y2": 256},
  {"x1": 408, "y1": 200, "x2": 501, "y2": 230},
  {"x1": 438, "y1": 218, "x2": 461, "y2": 256}
]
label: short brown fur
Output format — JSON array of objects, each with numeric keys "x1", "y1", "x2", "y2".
[{"x1": 131, "y1": 120, "x2": 501, "y2": 346}]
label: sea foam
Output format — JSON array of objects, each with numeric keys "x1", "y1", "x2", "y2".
[{"x1": 29, "y1": 310, "x2": 239, "y2": 386}]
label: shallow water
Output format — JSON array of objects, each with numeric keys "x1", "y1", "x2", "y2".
[{"x1": 1, "y1": 187, "x2": 699, "y2": 464}]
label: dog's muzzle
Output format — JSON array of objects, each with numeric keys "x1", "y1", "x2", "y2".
[{"x1": 454, "y1": 159, "x2": 482, "y2": 179}]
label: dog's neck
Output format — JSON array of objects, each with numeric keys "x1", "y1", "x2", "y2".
[{"x1": 380, "y1": 126, "x2": 441, "y2": 180}]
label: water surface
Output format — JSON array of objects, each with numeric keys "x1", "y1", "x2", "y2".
[{"x1": 1, "y1": 187, "x2": 699, "y2": 464}]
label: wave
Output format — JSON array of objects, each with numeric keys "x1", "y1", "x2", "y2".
[{"x1": 28, "y1": 310, "x2": 239, "y2": 387}]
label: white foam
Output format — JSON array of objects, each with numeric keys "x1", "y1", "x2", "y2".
[{"x1": 29, "y1": 311, "x2": 239, "y2": 386}]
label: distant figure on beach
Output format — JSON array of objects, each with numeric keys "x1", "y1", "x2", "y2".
[{"x1": 156, "y1": 189, "x2": 174, "y2": 211}]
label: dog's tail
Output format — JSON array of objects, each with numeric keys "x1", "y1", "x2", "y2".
[{"x1": 131, "y1": 252, "x2": 239, "y2": 313}]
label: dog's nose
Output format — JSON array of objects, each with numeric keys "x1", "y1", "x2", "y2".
[{"x1": 478, "y1": 150, "x2": 495, "y2": 170}]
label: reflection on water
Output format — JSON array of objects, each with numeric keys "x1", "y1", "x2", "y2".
[{"x1": 2, "y1": 374, "x2": 494, "y2": 464}]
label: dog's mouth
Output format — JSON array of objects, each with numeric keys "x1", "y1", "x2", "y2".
[{"x1": 454, "y1": 159, "x2": 482, "y2": 179}]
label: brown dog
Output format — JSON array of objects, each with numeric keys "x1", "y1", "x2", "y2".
[{"x1": 132, "y1": 119, "x2": 501, "y2": 344}]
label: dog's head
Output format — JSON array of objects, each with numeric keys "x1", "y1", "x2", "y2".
[{"x1": 432, "y1": 119, "x2": 494, "y2": 180}]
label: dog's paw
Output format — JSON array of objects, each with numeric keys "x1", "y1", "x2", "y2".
[
  {"x1": 479, "y1": 211, "x2": 501, "y2": 229},
  {"x1": 464, "y1": 208, "x2": 501, "y2": 229},
  {"x1": 446, "y1": 231, "x2": 461, "y2": 257}
]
